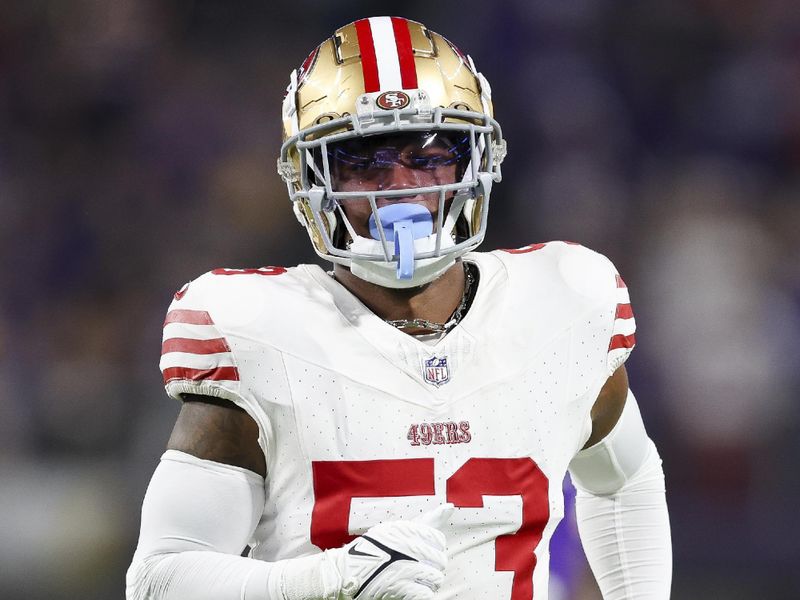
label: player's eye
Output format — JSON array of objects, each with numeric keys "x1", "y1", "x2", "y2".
[
  {"x1": 407, "y1": 151, "x2": 455, "y2": 169},
  {"x1": 410, "y1": 134, "x2": 471, "y2": 170},
  {"x1": 409, "y1": 155, "x2": 440, "y2": 169},
  {"x1": 444, "y1": 135, "x2": 471, "y2": 163},
  {"x1": 371, "y1": 148, "x2": 401, "y2": 169},
  {"x1": 328, "y1": 148, "x2": 372, "y2": 172}
]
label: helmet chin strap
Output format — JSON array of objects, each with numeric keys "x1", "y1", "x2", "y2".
[
  {"x1": 368, "y1": 204, "x2": 434, "y2": 280},
  {"x1": 350, "y1": 202, "x2": 455, "y2": 288},
  {"x1": 348, "y1": 246, "x2": 457, "y2": 289}
]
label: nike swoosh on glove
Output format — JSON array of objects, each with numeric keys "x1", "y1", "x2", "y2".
[{"x1": 332, "y1": 503, "x2": 453, "y2": 600}]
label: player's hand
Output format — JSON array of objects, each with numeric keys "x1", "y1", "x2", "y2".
[{"x1": 330, "y1": 503, "x2": 453, "y2": 600}]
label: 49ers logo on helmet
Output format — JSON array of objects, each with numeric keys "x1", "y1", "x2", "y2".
[{"x1": 376, "y1": 91, "x2": 410, "y2": 110}]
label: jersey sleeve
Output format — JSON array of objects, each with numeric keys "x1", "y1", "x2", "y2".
[
  {"x1": 159, "y1": 275, "x2": 244, "y2": 404},
  {"x1": 548, "y1": 241, "x2": 637, "y2": 377},
  {"x1": 551, "y1": 242, "x2": 638, "y2": 453},
  {"x1": 606, "y1": 272, "x2": 636, "y2": 376}
]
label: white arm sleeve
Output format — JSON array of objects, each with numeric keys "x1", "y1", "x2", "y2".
[
  {"x1": 127, "y1": 450, "x2": 450, "y2": 600},
  {"x1": 568, "y1": 390, "x2": 672, "y2": 600},
  {"x1": 125, "y1": 450, "x2": 338, "y2": 600}
]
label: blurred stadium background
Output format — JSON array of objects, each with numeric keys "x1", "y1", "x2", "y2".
[{"x1": 1, "y1": 1, "x2": 799, "y2": 598}]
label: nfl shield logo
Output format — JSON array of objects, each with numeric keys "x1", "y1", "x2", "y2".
[{"x1": 423, "y1": 356, "x2": 450, "y2": 386}]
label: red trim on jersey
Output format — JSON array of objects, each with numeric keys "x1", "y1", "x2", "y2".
[
  {"x1": 354, "y1": 19, "x2": 380, "y2": 93},
  {"x1": 161, "y1": 337, "x2": 231, "y2": 355},
  {"x1": 164, "y1": 309, "x2": 213, "y2": 326},
  {"x1": 391, "y1": 17, "x2": 418, "y2": 89},
  {"x1": 174, "y1": 283, "x2": 190, "y2": 301},
  {"x1": 500, "y1": 242, "x2": 547, "y2": 254},
  {"x1": 609, "y1": 333, "x2": 636, "y2": 351},
  {"x1": 615, "y1": 303, "x2": 634, "y2": 320},
  {"x1": 615, "y1": 274, "x2": 627, "y2": 288},
  {"x1": 211, "y1": 266, "x2": 287, "y2": 276},
  {"x1": 162, "y1": 366, "x2": 240, "y2": 384}
]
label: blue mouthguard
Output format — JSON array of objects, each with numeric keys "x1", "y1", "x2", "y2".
[{"x1": 368, "y1": 203, "x2": 434, "y2": 279}]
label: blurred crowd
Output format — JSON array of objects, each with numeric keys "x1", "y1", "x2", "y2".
[{"x1": 1, "y1": 1, "x2": 799, "y2": 598}]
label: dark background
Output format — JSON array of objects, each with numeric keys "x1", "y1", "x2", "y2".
[{"x1": 1, "y1": 1, "x2": 799, "y2": 598}]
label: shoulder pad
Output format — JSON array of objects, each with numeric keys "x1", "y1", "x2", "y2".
[
  {"x1": 555, "y1": 243, "x2": 618, "y2": 302},
  {"x1": 158, "y1": 266, "x2": 290, "y2": 401},
  {"x1": 497, "y1": 241, "x2": 635, "y2": 374},
  {"x1": 498, "y1": 241, "x2": 618, "y2": 302}
]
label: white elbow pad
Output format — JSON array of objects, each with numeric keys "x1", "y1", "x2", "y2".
[{"x1": 569, "y1": 389, "x2": 653, "y2": 495}]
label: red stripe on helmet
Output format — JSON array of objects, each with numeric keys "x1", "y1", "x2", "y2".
[
  {"x1": 391, "y1": 17, "x2": 418, "y2": 89},
  {"x1": 297, "y1": 47, "x2": 318, "y2": 85},
  {"x1": 354, "y1": 19, "x2": 380, "y2": 93}
]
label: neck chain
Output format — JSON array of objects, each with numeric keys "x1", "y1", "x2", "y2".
[{"x1": 385, "y1": 264, "x2": 476, "y2": 334}]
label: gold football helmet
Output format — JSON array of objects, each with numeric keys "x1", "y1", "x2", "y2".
[{"x1": 278, "y1": 16, "x2": 506, "y2": 288}]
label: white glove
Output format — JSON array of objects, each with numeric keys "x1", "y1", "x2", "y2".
[
  {"x1": 279, "y1": 504, "x2": 452, "y2": 600},
  {"x1": 333, "y1": 503, "x2": 453, "y2": 599}
]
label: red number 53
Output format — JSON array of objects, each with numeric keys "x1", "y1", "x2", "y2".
[{"x1": 311, "y1": 457, "x2": 550, "y2": 600}]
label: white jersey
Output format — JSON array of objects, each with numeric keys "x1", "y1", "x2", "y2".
[{"x1": 159, "y1": 241, "x2": 635, "y2": 600}]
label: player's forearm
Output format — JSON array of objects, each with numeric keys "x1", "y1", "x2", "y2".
[
  {"x1": 127, "y1": 547, "x2": 345, "y2": 600},
  {"x1": 574, "y1": 443, "x2": 671, "y2": 599},
  {"x1": 127, "y1": 549, "x2": 273, "y2": 600},
  {"x1": 569, "y1": 391, "x2": 672, "y2": 599}
]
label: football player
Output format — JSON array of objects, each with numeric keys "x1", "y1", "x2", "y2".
[{"x1": 127, "y1": 16, "x2": 671, "y2": 600}]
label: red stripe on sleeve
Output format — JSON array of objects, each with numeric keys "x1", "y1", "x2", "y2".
[
  {"x1": 354, "y1": 19, "x2": 380, "y2": 93},
  {"x1": 161, "y1": 337, "x2": 231, "y2": 355},
  {"x1": 391, "y1": 17, "x2": 418, "y2": 89},
  {"x1": 164, "y1": 309, "x2": 213, "y2": 326},
  {"x1": 615, "y1": 303, "x2": 634, "y2": 320},
  {"x1": 162, "y1": 366, "x2": 240, "y2": 384},
  {"x1": 609, "y1": 333, "x2": 636, "y2": 351}
]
